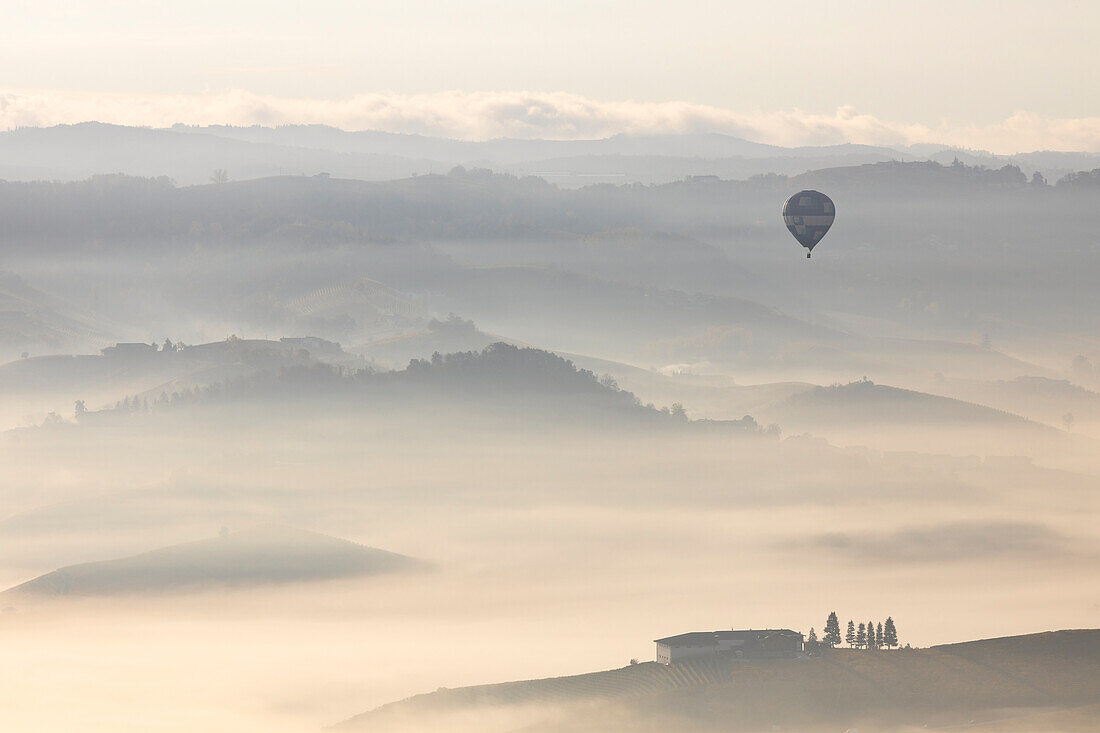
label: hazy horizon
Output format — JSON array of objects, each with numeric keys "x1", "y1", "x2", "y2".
[
  {"x1": 2, "y1": 3, "x2": 1098, "y2": 732},
  {"x1": 1, "y1": 92, "x2": 1098, "y2": 154},
  {"x1": 3, "y1": 1, "x2": 1100, "y2": 151}
]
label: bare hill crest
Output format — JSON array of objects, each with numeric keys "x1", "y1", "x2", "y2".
[{"x1": 3, "y1": 525, "x2": 421, "y2": 598}]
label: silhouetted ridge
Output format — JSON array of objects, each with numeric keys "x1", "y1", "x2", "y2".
[
  {"x1": 137, "y1": 343, "x2": 642, "y2": 413},
  {"x1": 334, "y1": 630, "x2": 1100, "y2": 732},
  {"x1": 112, "y1": 343, "x2": 762, "y2": 430},
  {"x1": 0, "y1": 159, "x2": 1094, "y2": 248}
]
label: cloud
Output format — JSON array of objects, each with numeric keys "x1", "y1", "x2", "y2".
[
  {"x1": 793, "y1": 521, "x2": 1072, "y2": 563},
  {"x1": 1, "y1": 88, "x2": 1099, "y2": 153}
]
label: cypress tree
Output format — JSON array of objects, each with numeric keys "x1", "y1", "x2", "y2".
[
  {"x1": 883, "y1": 617, "x2": 898, "y2": 649},
  {"x1": 876, "y1": 622, "x2": 884, "y2": 649},
  {"x1": 856, "y1": 622, "x2": 866, "y2": 648},
  {"x1": 845, "y1": 620, "x2": 856, "y2": 647},
  {"x1": 823, "y1": 611, "x2": 842, "y2": 648},
  {"x1": 867, "y1": 621, "x2": 877, "y2": 649}
]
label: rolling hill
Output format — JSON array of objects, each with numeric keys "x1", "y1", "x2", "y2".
[
  {"x1": 2, "y1": 525, "x2": 421, "y2": 598},
  {"x1": 755, "y1": 379, "x2": 1034, "y2": 428},
  {"x1": 0, "y1": 336, "x2": 367, "y2": 430},
  {"x1": 334, "y1": 630, "x2": 1100, "y2": 733}
]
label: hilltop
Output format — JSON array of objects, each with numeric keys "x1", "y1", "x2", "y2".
[
  {"x1": 0, "y1": 335, "x2": 365, "y2": 430},
  {"x1": 2, "y1": 525, "x2": 421, "y2": 598},
  {"x1": 122, "y1": 342, "x2": 763, "y2": 431},
  {"x1": 351, "y1": 315, "x2": 522, "y2": 369},
  {"x1": 334, "y1": 630, "x2": 1100, "y2": 733},
  {"x1": 0, "y1": 336, "x2": 360, "y2": 394},
  {"x1": 757, "y1": 378, "x2": 1033, "y2": 428}
]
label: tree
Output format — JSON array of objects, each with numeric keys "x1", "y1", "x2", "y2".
[
  {"x1": 856, "y1": 622, "x2": 866, "y2": 649},
  {"x1": 805, "y1": 627, "x2": 819, "y2": 655},
  {"x1": 876, "y1": 622, "x2": 884, "y2": 649},
  {"x1": 210, "y1": 169, "x2": 229, "y2": 184},
  {"x1": 74, "y1": 400, "x2": 86, "y2": 420},
  {"x1": 823, "y1": 611, "x2": 842, "y2": 648},
  {"x1": 867, "y1": 621, "x2": 877, "y2": 649},
  {"x1": 883, "y1": 617, "x2": 898, "y2": 649},
  {"x1": 846, "y1": 620, "x2": 856, "y2": 647}
]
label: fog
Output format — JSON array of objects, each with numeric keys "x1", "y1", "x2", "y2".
[
  {"x1": 1, "y1": 129, "x2": 1099, "y2": 732},
  {"x1": 3, "y1": 400, "x2": 1098, "y2": 730}
]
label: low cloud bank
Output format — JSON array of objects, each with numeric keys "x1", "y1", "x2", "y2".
[
  {"x1": 794, "y1": 521, "x2": 1073, "y2": 563},
  {"x1": 2, "y1": 88, "x2": 1099, "y2": 153}
]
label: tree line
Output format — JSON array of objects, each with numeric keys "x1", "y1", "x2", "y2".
[{"x1": 807, "y1": 611, "x2": 900, "y2": 651}]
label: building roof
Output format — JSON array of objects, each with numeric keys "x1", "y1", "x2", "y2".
[
  {"x1": 101, "y1": 342, "x2": 157, "y2": 355},
  {"x1": 654, "y1": 629, "x2": 802, "y2": 646}
]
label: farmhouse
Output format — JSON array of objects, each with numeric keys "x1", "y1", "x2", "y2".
[
  {"x1": 101, "y1": 342, "x2": 157, "y2": 358},
  {"x1": 654, "y1": 628, "x2": 804, "y2": 664}
]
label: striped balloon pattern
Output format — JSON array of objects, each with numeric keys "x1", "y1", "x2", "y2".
[{"x1": 781, "y1": 190, "x2": 835, "y2": 257}]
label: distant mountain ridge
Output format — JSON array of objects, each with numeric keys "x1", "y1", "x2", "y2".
[
  {"x1": 2, "y1": 122, "x2": 1097, "y2": 186},
  {"x1": 167, "y1": 125, "x2": 910, "y2": 162}
]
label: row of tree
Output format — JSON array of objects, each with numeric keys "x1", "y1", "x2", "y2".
[{"x1": 809, "y1": 612, "x2": 900, "y2": 650}]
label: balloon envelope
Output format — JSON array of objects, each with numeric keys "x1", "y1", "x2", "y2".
[{"x1": 782, "y1": 190, "x2": 835, "y2": 253}]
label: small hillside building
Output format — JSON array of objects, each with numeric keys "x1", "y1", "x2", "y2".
[
  {"x1": 654, "y1": 629, "x2": 803, "y2": 664},
  {"x1": 101, "y1": 342, "x2": 157, "y2": 358}
]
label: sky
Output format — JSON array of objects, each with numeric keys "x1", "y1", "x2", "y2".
[{"x1": 1, "y1": 0, "x2": 1099, "y2": 151}]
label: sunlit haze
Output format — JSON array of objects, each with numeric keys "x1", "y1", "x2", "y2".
[{"x1": 1, "y1": 2, "x2": 1098, "y2": 733}]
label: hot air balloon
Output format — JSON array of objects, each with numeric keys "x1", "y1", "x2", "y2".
[{"x1": 782, "y1": 190, "x2": 834, "y2": 258}]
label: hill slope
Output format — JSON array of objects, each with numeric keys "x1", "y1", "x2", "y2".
[
  {"x1": 2, "y1": 525, "x2": 420, "y2": 597},
  {"x1": 757, "y1": 379, "x2": 1034, "y2": 427},
  {"x1": 0, "y1": 272, "x2": 126, "y2": 362},
  {"x1": 334, "y1": 630, "x2": 1100, "y2": 733},
  {"x1": 351, "y1": 316, "x2": 522, "y2": 369}
]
